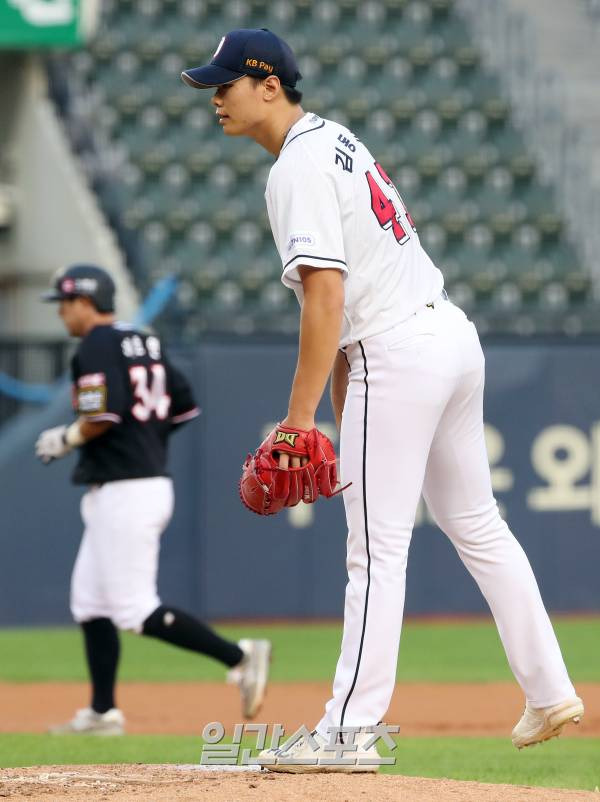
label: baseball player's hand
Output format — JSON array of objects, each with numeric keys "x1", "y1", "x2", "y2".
[
  {"x1": 239, "y1": 423, "x2": 348, "y2": 515},
  {"x1": 277, "y1": 416, "x2": 312, "y2": 469},
  {"x1": 35, "y1": 425, "x2": 72, "y2": 463}
]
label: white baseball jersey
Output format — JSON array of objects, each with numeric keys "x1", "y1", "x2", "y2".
[
  {"x1": 265, "y1": 119, "x2": 575, "y2": 740},
  {"x1": 265, "y1": 113, "x2": 444, "y2": 347}
]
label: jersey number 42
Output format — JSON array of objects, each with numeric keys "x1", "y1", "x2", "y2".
[
  {"x1": 366, "y1": 162, "x2": 417, "y2": 245},
  {"x1": 129, "y1": 364, "x2": 171, "y2": 421}
]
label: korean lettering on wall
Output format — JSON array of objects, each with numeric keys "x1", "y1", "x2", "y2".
[{"x1": 258, "y1": 421, "x2": 600, "y2": 530}]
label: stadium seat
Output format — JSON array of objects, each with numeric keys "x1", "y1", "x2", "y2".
[{"x1": 46, "y1": 0, "x2": 591, "y2": 335}]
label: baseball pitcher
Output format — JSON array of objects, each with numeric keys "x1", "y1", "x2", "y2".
[{"x1": 182, "y1": 28, "x2": 584, "y2": 772}]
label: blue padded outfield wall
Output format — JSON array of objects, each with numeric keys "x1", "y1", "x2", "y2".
[{"x1": 0, "y1": 341, "x2": 599, "y2": 625}]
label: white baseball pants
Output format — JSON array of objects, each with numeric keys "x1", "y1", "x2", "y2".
[
  {"x1": 71, "y1": 477, "x2": 174, "y2": 632},
  {"x1": 317, "y1": 298, "x2": 576, "y2": 735}
]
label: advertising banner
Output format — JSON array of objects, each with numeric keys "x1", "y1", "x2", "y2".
[
  {"x1": 196, "y1": 342, "x2": 600, "y2": 618},
  {"x1": 0, "y1": 342, "x2": 598, "y2": 624},
  {"x1": 0, "y1": 0, "x2": 98, "y2": 48}
]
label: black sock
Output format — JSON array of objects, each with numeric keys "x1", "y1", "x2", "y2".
[
  {"x1": 81, "y1": 618, "x2": 120, "y2": 714},
  {"x1": 142, "y1": 605, "x2": 244, "y2": 668}
]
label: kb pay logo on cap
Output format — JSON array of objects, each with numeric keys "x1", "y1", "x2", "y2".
[
  {"x1": 245, "y1": 57, "x2": 274, "y2": 73},
  {"x1": 287, "y1": 232, "x2": 316, "y2": 252}
]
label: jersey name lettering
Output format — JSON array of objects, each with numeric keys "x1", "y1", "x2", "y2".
[
  {"x1": 122, "y1": 335, "x2": 147, "y2": 359},
  {"x1": 146, "y1": 336, "x2": 162, "y2": 361},
  {"x1": 335, "y1": 148, "x2": 354, "y2": 173},
  {"x1": 337, "y1": 134, "x2": 356, "y2": 152}
]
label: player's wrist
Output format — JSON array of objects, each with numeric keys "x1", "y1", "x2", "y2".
[
  {"x1": 282, "y1": 412, "x2": 315, "y2": 431},
  {"x1": 64, "y1": 421, "x2": 85, "y2": 448}
]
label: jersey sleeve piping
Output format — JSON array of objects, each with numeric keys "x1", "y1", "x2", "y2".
[
  {"x1": 81, "y1": 412, "x2": 122, "y2": 424},
  {"x1": 282, "y1": 255, "x2": 348, "y2": 287},
  {"x1": 283, "y1": 253, "x2": 347, "y2": 271},
  {"x1": 170, "y1": 407, "x2": 201, "y2": 424},
  {"x1": 280, "y1": 119, "x2": 326, "y2": 154}
]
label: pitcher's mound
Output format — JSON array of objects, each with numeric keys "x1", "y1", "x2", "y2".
[{"x1": 0, "y1": 764, "x2": 597, "y2": 801}]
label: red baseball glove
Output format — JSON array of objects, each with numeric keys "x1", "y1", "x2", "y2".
[{"x1": 239, "y1": 424, "x2": 348, "y2": 516}]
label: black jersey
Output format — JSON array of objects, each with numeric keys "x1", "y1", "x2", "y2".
[{"x1": 70, "y1": 323, "x2": 199, "y2": 485}]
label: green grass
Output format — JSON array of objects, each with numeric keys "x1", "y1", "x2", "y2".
[
  {"x1": 0, "y1": 735, "x2": 598, "y2": 791},
  {"x1": 0, "y1": 733, "x2": 203, "y2": 768},
  {"x1": 1, "y1": 619, "x2": 596, "y2": 788},
  {"x1": 0, "y1": 617, "x2": 598, "y2": 683},
  {"x1": 388, "y1": 737, "x2": 600, "y2": 789}
]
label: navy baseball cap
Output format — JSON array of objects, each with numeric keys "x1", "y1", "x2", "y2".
[{"x1": 181, "y1": 28, "x2": 301, "y2": 90}]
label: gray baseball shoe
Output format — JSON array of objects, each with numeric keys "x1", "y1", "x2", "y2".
[
  {"x1": 258, "y1": 728, "x2": 381, "y2": 773},
  {"x1": 511, "y1": 696, "x2": 584, "y2": 749},
  {"x1": 49, "y1": 707, "x2": 125, "y2": 735},
  {"x1": 226, "y1": 639, "x2": 271, "y2": 719}
]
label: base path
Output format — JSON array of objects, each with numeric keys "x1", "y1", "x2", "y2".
[
  {"x1": 0, "y1": 765, "x2": 598, "y2": 802},
  {"x1": 1, "y1": 682, "x2": 598, "y2": 736}
]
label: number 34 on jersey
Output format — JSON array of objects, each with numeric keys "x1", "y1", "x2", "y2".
[
  {"x1": 121, "y1": 334, "x2": 171, "y2": 422},
  {"x1": 129, "y1": 364, "x2": 170, "y2": 422}
]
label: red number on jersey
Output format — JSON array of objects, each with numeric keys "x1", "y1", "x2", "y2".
[
  {"x1": 129, "y1": 364, "x2": 171, "y2": 422},
  {"x1": 366, "y1": 162, "x2": 417, "y2": 245},
  {"x1": 374, "y1": 162, "x2": 417, "y2": 231}
]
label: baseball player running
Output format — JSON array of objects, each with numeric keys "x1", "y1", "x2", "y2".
[
  {"x1": 36, "y1": 264, "x2": 270, "y2": 734},
  {"x1": 182, "y1": 29, "x2": 583, "y2": 770}
]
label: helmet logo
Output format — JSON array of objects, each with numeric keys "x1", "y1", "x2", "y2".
[
  {"x1": 76, "y1": 278, "x2": 98, "y2": 293},
  {"x1": 61, "y1": 277, "x2": 98, "y2": 294}
]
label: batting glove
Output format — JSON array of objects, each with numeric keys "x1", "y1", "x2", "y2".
[{"x1": 35, "y1": 423, "x2": 84, "y2": 463}]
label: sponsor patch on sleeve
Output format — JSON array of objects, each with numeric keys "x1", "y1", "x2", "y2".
[
  {"x1": 286, "y1": 232, "x2": 316, "y2": 253},
  {"x1": 76, "y1": 373, "x2": 107, "y2": 414}
]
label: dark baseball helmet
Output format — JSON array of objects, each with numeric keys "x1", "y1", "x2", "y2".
[{"x1": 41, "y1": 264, "x2": 116, "y2": 312}]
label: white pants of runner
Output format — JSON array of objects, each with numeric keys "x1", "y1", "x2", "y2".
[
  {"x1": 70, "y1": 477, "x2": 174, "y2": 632},
  {"x1": 316, "y1": 298, "x2": 576, "y2": 736}
]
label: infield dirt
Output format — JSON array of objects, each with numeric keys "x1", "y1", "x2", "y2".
[
  {"x1": 0, "y1": 764, "x2": 599, "y2": 801},
  {"x1": 1, "y1": 681, "x2": 598, "y2": 736},
  {"x1": 1, "y1": 681, "x2": 598, "y2": 800}
]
